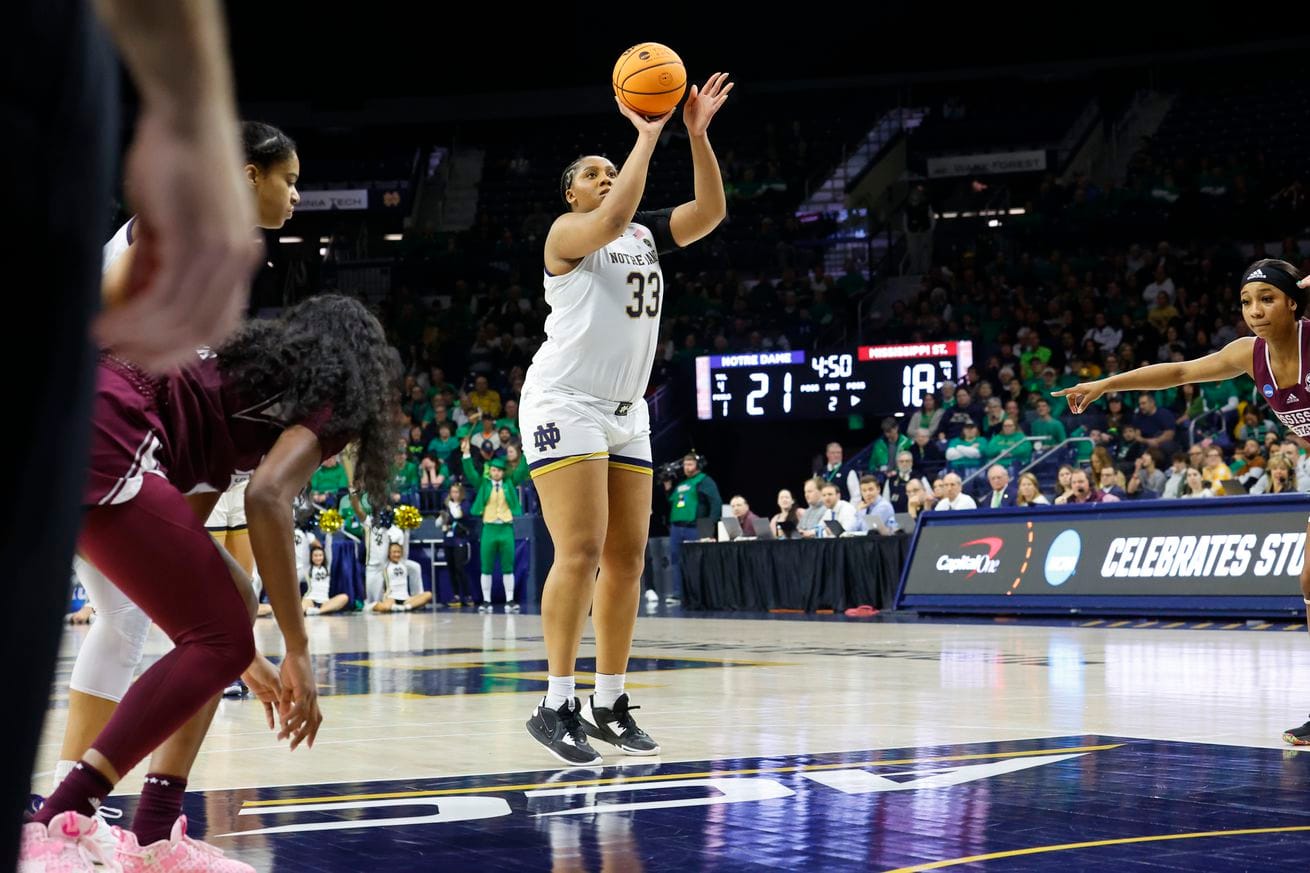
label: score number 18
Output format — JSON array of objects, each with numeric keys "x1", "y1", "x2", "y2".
[{"x1": 901, "y1": 362, "x2": 939, "y2": 407}]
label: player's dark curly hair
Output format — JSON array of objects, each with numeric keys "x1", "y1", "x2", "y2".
[{"x1": 216, "y1": 294, "x2": 402, "y2": 504}]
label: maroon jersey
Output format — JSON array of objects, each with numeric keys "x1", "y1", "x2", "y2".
[
  {"x1": 87, "y1": 351, "x2": 348, "y2": 506},
  {"x1": 1252, "y1": 318, "x2": 1310, "y2": 437}
]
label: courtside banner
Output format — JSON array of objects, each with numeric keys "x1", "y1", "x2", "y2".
[{"x1": 896, "y1": 495, "x2": 1309, "y2": 616}]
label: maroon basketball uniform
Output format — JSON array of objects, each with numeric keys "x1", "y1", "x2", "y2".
[
  {"x1": 1252, "y1": 319, "x2": 1310, "y2": 438},
  {"x1": 86, "y1": 351, "x2": 347, "y2": 506}
]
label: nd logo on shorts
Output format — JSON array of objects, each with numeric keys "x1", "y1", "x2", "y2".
[{"x1": 533, "y1": 422, "x2": 562, "y2": 453}]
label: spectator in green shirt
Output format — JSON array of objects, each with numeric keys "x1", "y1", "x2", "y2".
[
  {"x1": 986, "y1": 417, "x2": 1032, "y2": 465},
  {"x1": 869, "y1": 417, "x2": 913, "y2": 476},
  {"x1": 979, "y1": 397, "x2": 1008, "y2": 438},
  {"x1": 339, "y1": 502, "x2": 364, "y2": 538},
  {"x1": 665, "y1": 454, "x2": 724, "y2": 603},
  {"x1": 419, "y1": 455, "x2": 449, "y2": 491},
  {"x1": 945, "y1": 421, "x2": 986, "y2": 474},
  {"x1": 427, "y1": 422, "x2": 461, "y2": 469},
  {"x1": 1028, "y1": 366, "x2": 1074, "y2": 417},
  {"x1": 408, "y1": 384, "x2": 435, "y2": 426},
  {"x1": 1200, "y1": 377, "x2": 1242, "y2": 415},
  {"x1": 390, "y1": 449, "x2": 421, "y2": 505},
  {"x1": 1017, "y1": 330, "x2": 1052, "y2": 381},
  {"x1": 310, "y1": 455, "x2": 350, "y2": 505},
  {"x1": 504, "y1": 442, "x2": 530, "y2": 488},
  {"x1": 1027, "y1": 399, "x2": 1068, "y2": 452}
]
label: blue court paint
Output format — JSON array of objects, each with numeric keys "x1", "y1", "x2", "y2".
[{"x1": 101, "y1": 736, "x2": 1310, "y2": 872}]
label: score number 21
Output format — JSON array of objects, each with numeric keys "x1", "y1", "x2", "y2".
[{"x1": 744, "y1": 372, "x2": 792, "y2": 416}]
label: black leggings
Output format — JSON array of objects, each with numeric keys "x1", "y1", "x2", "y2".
[{"x1": 3, "y1": 0, "x2": 115, "y2": 864}]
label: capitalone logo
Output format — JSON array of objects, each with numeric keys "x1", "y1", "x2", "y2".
[
  {"x1": 1044, "y1": 529, "x2": 1082, "y2": 586},
  {"x1": 936, "y1": 537, "x2": 1003, "y2": 578}
]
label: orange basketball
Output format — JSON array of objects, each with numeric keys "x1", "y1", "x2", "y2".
[{"x1": 612, "y1": 42, "x2": 687, "y2": 118}]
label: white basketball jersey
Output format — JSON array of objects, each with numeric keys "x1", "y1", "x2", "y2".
[
  {"x1": 385, "y1": 561, "x2": 410, "y2": 601},
  {"x1": 103, "y1": 218, "x2": 135, "y2": 275},
  {"x1": 528, "y1": 216, "x2": 667, "y2": 404},
  {"x1": 306, "y1": 564, "x2": 331, "y2": 602}
]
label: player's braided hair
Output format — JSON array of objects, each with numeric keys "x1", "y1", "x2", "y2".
[
  {"x1": 559, "y1": 154, "x2": 614, "y2": 210},
  {"x1": 216, "y1": 294, "x2": 403, "y2": 505},
  {"x1": 242, "y1": 121, "x2": 296, "y2": 169},
  {"x1": 559, "y1": 155, "x2": 588, "y2": 210}
]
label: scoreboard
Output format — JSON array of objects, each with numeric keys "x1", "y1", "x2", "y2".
[{"x1": 695, "y1": 341, "x2": 973, "y2": 421}]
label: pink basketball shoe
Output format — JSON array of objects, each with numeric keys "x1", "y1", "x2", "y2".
[
  {"x1": 114, "y1": 816, "x2": 253, "y2": 873},
  {"x1": 18, "y1": 811, "x2": 120, "y2": 872}
]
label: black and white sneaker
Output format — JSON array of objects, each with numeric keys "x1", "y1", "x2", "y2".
[
  {"x1": 580, "y1": 693, "x2": 660, "y2": 755},
  {"x1": 505, "y1": 601, "x2": 521, "y2": 613},
  {"x1": 1283, "y1": 716, "x2": 1310, "y2": 746},
  {"x1": 526, "y1": 698, "x2": 604, "y2": 766},
  {"x1": 223, "y1": 679, "x2": 248, "y2": 699}
]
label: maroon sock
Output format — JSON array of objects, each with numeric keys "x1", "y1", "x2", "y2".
[
  {"x1": 32, "y1": 761, "x2": 113, "y2": 824},
  {"x1": 132, "y1": 773, "x2": 188, "y2": 846}
]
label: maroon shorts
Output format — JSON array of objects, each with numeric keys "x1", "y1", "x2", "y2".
[{"x1": 84, "y1": 356, "x2": 170, "y2": 507}]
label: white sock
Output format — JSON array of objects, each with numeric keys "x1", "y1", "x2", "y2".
[
  {"x1": 593, "y1": 673, "x2": 625, "y2": 709},
  {"x1": 480, "y1": 573, "x2": 493, "y2": 602},
  {"x1": 545, "y1": 675, "x2": 575, "y2": 711},
  {"x1": 53, "y1": 759, "x2": 77, "y2": 791},
  {"x1": 502, "y1": 573, "x2": 515, "y2": 602}
]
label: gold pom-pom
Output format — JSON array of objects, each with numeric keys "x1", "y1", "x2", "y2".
[
  {"x1": 318, "y1": 508, "x2": 344, "y2": 534},
  {"x1": 394, "y1": 504, "x2": 422, "y2": 530}
]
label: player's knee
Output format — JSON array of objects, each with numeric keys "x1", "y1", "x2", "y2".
[
  {"x1": 69, "y1": 610, "x2": 151, "y2": 700},
  {"x1": 1300, "y1": 563, "x2": 1310, "y2": 599},
  {"x1": 100, "y1": 603, "x2": 152, "y2": 669},
  {"x1": 212, "y1": 623, "x2": 257, "y2": 682},
  {"x1": 603, "y1": 546, "x2": 645, "y2": 582},
  {"x1": 555, "y1": 537, "x2": 604, "y2": 578},
  {"x1": 184, "y1": 596, "x2": 258, "y2": 681}
]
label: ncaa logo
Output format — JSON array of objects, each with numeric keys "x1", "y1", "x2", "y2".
[
  {"x1": 1263, "y1": 384, "x2": 1276, "y2": 398},
  {"x1": 1044, "y1": 529, "x2": 1081, "y2": 587}
]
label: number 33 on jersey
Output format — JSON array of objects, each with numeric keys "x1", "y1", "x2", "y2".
[{"x1": 533, "y1": 210, "x2": 679, "y2": 405}]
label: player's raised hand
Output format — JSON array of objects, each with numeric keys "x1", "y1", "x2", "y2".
[{"x1": 683, "y1": 72, "x2": 733, "y2": 136}]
